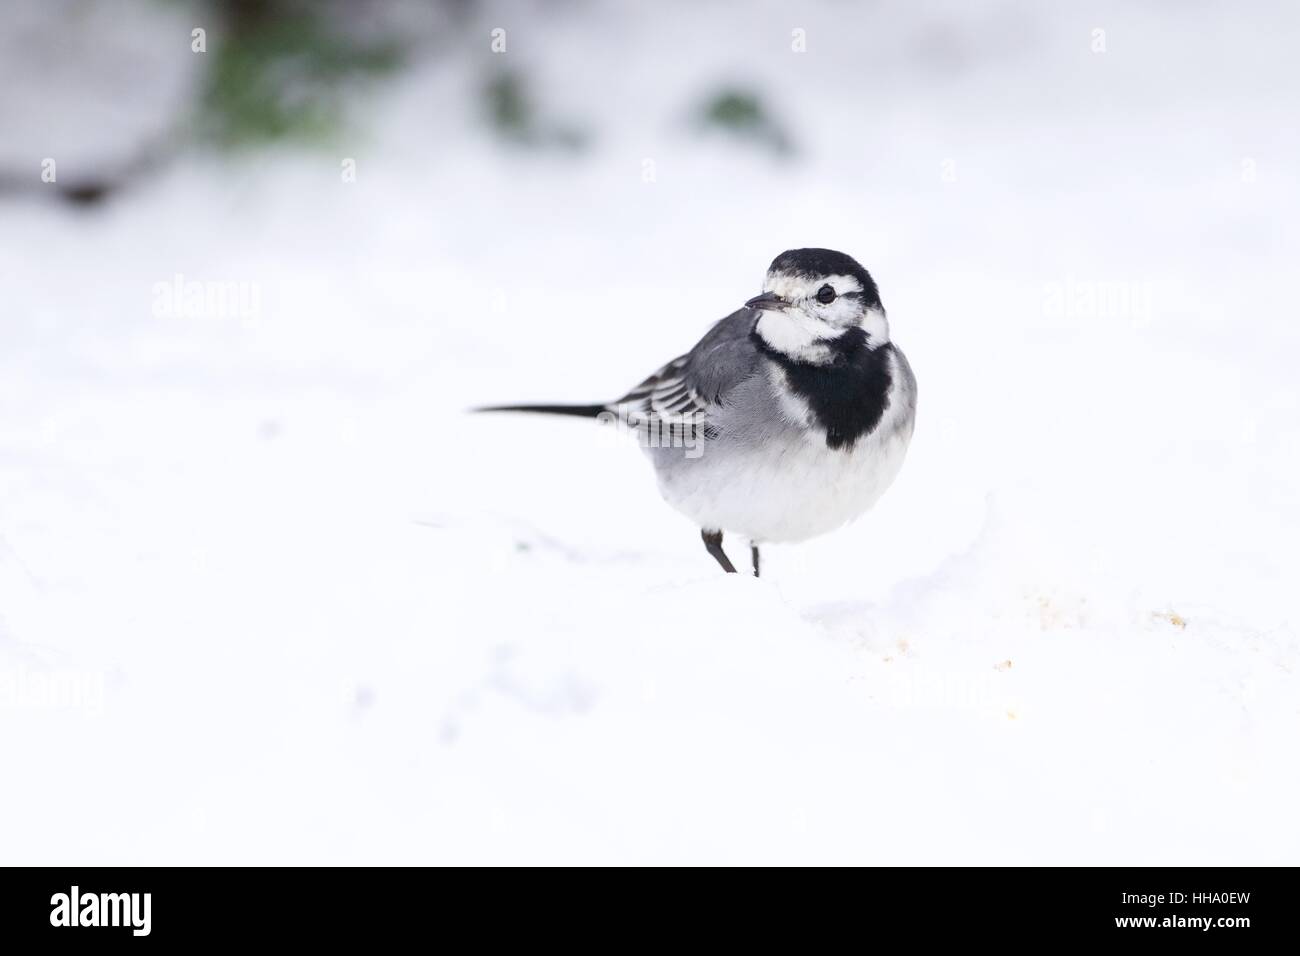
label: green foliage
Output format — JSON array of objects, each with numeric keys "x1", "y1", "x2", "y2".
[
  {"x1": 199, "y1": 7, "x2": 403, "y2": 148},
  {"x1": 486, "y1": 72, "x2": 532, "y2": 136},
  {"x1": 699, "y1": 88, "x2": 793, "y2": 155},
  {"x1": 484, "y1": 70, "x2": 587, "y2": 150}
]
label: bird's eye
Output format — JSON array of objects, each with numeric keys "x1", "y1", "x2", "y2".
[{"x1": 815, "y1": 284, "x2": 836, "y2": 304}]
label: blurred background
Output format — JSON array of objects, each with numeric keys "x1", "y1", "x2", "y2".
[{"x1": 1, "y1": 0, "x2": 1298, "y2": 864}]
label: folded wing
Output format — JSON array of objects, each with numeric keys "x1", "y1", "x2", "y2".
[{"x1": 614, "y1": 309, "x2": 762, "y2": 441}]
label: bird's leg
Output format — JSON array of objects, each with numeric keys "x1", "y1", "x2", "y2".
[
  {"x1": 751, "y1": 543, "x2": 761, "y2": 578},
  {"x1": 701, "y1": 529, "x2": 737, "y2": 574}
]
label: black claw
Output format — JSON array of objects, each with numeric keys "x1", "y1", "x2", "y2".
[{"x1": 701, "y1": 529, "x2": 737, "y2": 574}]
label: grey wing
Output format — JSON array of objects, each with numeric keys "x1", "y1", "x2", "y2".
[{"x1": 614, "y1": 309, "x2": 762, "y2": 439}]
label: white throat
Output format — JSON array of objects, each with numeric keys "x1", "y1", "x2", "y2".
[{"x1": 755, "y1": 306, "x2": 890, "y2": 364}]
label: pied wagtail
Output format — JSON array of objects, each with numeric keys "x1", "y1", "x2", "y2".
[{"x1": 480, "y1": 248, "x2": 917, "y2": 577}]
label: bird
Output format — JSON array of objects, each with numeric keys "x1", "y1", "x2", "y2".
[{"x1": 479, "y1": 248, "x2": 917, "y2": 577}]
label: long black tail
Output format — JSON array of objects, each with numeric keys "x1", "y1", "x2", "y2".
[{"x1": 474, "y1": 403, "x2": 608, "y2": 419}]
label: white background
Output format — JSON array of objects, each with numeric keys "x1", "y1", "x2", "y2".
[{"x1": 1, "y1": 0, "x2": 1297, "y2": 863}]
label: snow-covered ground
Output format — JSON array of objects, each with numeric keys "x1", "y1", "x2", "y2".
[{"x1": 1, "y1": 0, "x2": 1298, "y2": 864}]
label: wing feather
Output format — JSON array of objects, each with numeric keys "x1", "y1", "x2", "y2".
[{"x1": 611, "y1": 308, "x2": 761, "y2": 443}]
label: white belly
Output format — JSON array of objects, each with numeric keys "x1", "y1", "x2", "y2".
[
  {"x1": 656, "y1": 421, "x2": 913, "y2": 543},
  {"x1": 651, "y1": 349, "x2": 917, "y2": 543}
]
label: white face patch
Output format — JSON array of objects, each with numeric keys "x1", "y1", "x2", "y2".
[
  {"x1": 753, "y1": 270, "x2": 889, "y2": 362},
  {"x1": 754, "y1": 309, "x2": 838, "y2": 364},
  {"x1": 860, "y1": 306, "x2": 890, "y2": 346}
]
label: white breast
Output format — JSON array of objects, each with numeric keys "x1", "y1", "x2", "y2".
[{"x1": 652, "y1": 348, "x2": 917, "y2": 544}]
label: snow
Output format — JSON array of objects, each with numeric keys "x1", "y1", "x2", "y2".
[{"x1": 1, "y1": 0, "x2": 1297, "y2": 864}]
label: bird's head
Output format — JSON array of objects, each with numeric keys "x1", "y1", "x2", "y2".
[{"x1": 746, "y1": 248, "x2": 888, "y2": 363}]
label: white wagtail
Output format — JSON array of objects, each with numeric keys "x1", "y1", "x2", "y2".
[{"x1": 480, "y1": 248, "x2": 917, "y2": 576}]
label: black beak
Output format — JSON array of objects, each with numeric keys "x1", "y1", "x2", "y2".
[{"x1": 744, "y1": 292, "x2": 788, "y2": 312}]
